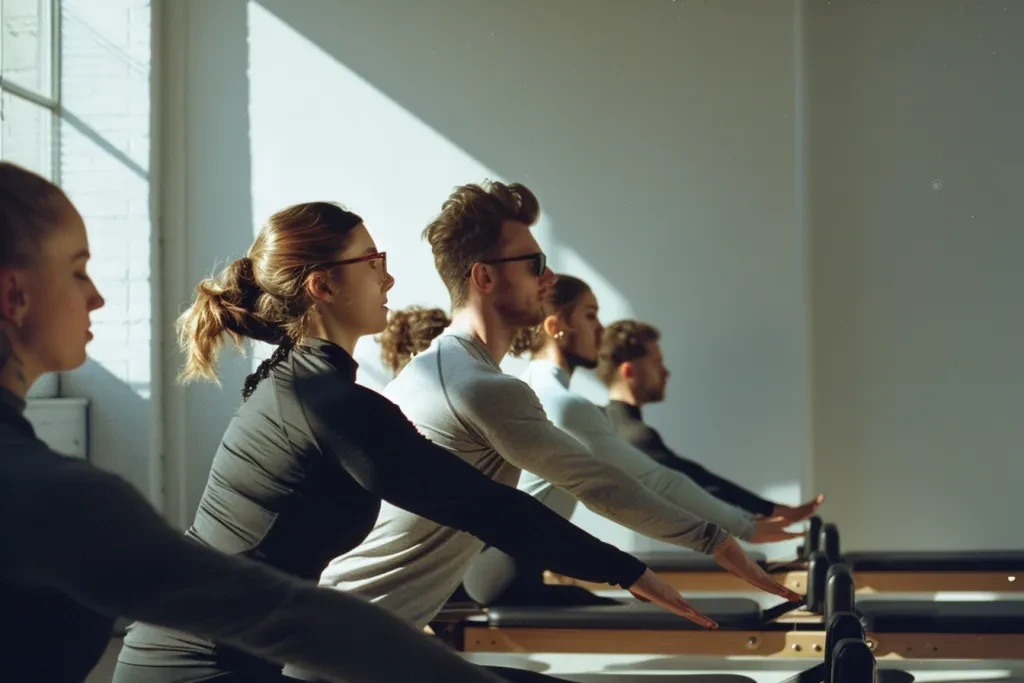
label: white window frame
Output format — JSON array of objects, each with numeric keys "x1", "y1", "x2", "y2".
[{"x1": 0, "y1": 0, "x2": 63, "y2": 182}]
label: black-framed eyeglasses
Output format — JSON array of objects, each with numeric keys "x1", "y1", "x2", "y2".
[
  {"x1": 321, "y1": 251, "x2": 387, "y2": 278},
  {"x1": 466, "y1": 252, "x2": 546, "y2": 278}
]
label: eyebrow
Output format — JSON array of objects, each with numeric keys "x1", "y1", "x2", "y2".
[
  {"x1": 71, "y1": 249, "x2": 91, "y2": 262},
  {"x1": 364, "y1": 247, "x2": 378, "y2": 254}
]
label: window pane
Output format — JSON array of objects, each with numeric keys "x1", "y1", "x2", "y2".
[
  {"x1": 1, "y1": 0, "x2": 54, "y2": 98},
  {"x1": 0, "y1": 90, "x2": 54, "y2": 178}
]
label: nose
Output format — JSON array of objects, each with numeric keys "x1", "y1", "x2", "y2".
[
  {"x1": 541, "y1": 268, "x2": 557, "y2": 287},
  {"x1": 383, "y1": 272, "x2": 396, "y2": 293},
  {"x1": 88, "y1": 282, "x2": 106, "y2": 312}
]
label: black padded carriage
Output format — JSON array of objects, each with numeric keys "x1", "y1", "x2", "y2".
[{"x1": 459, "y1": 598, "x2": 1024, "y2": 660}]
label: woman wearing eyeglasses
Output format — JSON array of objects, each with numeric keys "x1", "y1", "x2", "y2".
[{"x1": 113, "y1": 201, "x2": 703, "y2": 683}]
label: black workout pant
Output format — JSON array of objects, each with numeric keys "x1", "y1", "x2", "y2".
[{"x1": 462, "y1": 546, "x2": 620, "y2": 607}]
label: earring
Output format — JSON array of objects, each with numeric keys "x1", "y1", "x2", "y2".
[{"x1": 554, "y1": 331, "x2": 565, "y2": 340}]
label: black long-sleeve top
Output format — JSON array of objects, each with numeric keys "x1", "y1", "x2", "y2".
[
  {"x1": 119, "y1": 339, "x2": 645, "y2": 676},
  {"x1": 604, "y1": 400, "x2": 776, "y2": 517},
  {"x1": 0, "y1": 386, "x2": 513, "y2": 683}
]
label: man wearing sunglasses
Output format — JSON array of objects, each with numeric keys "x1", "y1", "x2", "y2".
[{"x1": 312, "y1": 181, "x2": 800, "y2": 637}]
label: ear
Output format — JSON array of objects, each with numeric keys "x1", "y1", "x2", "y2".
[
  {"x1": 304, "y1": 271, "x2": 335, "y2": 304},
  {"x1": 541, "y1": 314, "x2": 561, "y2": 339},
  {"x1": 467, "y1": 262, "x2": 495, "y2": 296},
  {"x1": 618, "y1": 361, "x2": 634, "y2": 383},
  {"x1": 0, "y1": 269, "x2": 29, "y2": 328}
]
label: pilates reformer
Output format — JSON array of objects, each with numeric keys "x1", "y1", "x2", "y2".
[
  {"x1": 455, "y1": 555, "x2": 1024, "y2": 661},
  {"x1": 545, "y1": 516, "x2": 1024, "y2": 595}
]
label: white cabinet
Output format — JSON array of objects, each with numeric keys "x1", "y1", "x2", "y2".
[{"x1": 23, "y1": 398, "x2": 89, "y2": 460}]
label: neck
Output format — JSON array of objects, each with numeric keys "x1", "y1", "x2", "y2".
[
  {"x1": 305, "y1": 316, "x2": 359, "y2": 357},
  {"x1": 0, "y1": 327, "x2": 34, "y2": 399},
  {"x1": 449, "y1": 304, "x2": 519, "y2": 364},
  {"x1": 535, "y1": 343, "x2": 573, "y2": 377},
  {"x1": 608, "y1": 383, "x2": 641, "y2": 407}
]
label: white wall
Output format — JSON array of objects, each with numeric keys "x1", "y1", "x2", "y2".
[
  {"x1": 162, "y1": 0, "x2": 810, "y2": 553},
  {"x1": 805, "y1": 0, "x2": 1024, "y2": 552}
]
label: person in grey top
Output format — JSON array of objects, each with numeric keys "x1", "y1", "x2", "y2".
[
  {"x1": 0, "y1": 161, "x2": 508, "y2": 683},
  {"x1": 315, "y1": 181, "x2": 800, "y2": 630}
]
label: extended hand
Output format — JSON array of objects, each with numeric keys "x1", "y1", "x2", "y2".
[
  {"x1": 628, "y1": 569, "x2": 719, "y2": 629},
  {"x1": 771, "y1": 494, "x2": 825, "y2": 524},
  {"x1": 713, "y1": 537, "x2": 802, "y2": 602}
]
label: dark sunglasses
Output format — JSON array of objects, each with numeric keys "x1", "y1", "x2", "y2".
[
  {"x1": 321, "y1": 251, "x2": 387, "y2": 277},
  {"x1": 466, "y1": 252, "x2": 546, "y2": 278}
]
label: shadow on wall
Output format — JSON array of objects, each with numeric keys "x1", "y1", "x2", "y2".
[{"x1": 252, "y1": 0, "x2": 808, "y2": 533}]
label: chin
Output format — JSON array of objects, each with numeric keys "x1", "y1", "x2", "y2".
[{"x1": 58, "y1": 350, "x2": 89, "y2": 373}]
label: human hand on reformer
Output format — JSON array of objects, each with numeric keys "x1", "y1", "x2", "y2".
[
  {"x1": 748, "y1": 516, "x2": 805, "y2": 544},
  {"x1": 628, "y1": 569, "x2": 720, "y2": 629},
  {"x1": 713, "y1": 537, "x2": 803, "y2": 602}
]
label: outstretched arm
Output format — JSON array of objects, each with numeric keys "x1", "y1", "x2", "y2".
[
  {"x1": 458, "y1": 376, "x2": 729, "y2": 554},
  {"x1": 296, "y1": 375, "x2": 646, "y2": 591},
  {"x1": 3, "y1": 456, "x2": 504, "y2": 683},
  {"x1": 631, "y1": 423, "x2": 777, "y2": 517},
  {"x1": 560, "y1": 406, "x2": 760, "y2": 540}
]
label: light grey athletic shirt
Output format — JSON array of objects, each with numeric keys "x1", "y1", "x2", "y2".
[
  {"x1": 517, "y1": 360, "x2": 757, "y2": 540},
  {"x1": 317, "y1": 327, "x2": 728, "y2": 628}
]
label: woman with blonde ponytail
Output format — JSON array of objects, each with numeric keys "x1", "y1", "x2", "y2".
[
  {"x1": 115, "y1": 201, "x2": 674, "y2": 683},
  {"x1": 0, "y1": 163, "x2": 514, "y2": 683}
]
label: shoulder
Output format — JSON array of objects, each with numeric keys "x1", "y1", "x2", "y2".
[
  {"x1": 550, "y1": 393, "x2": 609, "y2": 432},
  {"x1": 616, "y1": 418, "x2": 661, "y2": 449},
  {"x1": 295, "y1": 369, "x2": 408, "y2": 428},
  {"x1": 458, "y1": 369, "x2": 543, "y2": 414}
]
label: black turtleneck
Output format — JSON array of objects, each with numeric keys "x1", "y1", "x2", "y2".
[
  {"x1": 118, "y1": 338, "x2": 645, "y2": 679},
  {"x1": 604, "y1": 400, "x2": 775, "y2": 517}
]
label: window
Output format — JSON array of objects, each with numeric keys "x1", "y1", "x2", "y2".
[{"x1": 0, "y1": 0, "x2": 60, "y2": 178}]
